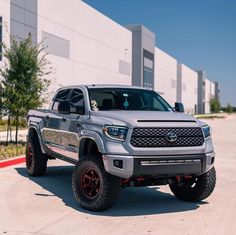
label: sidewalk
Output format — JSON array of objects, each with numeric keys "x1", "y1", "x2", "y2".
[{"x1": 0, "y1": 129, "x2": 27, "y2": 142}]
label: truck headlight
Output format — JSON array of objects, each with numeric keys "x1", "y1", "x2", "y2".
[
  {"x1": 103, "y1": 126, "x2": 128, "y2": 141},
  {"x1": 202, "y1": 125, "x2": 211, "y2": 139}
]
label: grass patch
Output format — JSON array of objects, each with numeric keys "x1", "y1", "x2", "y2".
[{"x1": 0, "y1": 143, "x2": 26, "y2": 160}]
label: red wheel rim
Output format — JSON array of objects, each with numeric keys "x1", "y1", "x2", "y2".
[
  {"x1": 26, "y1": 144, "x2": 33, "y2": 168},
  {"x1": 81, "y1": 167, "x2": 101, "y2": 199}
]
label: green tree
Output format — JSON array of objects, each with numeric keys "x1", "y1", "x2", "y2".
[
  {"x1": 226, "y1": 103, "x2": 233, "y2": 113},
  {"x1": 210, "y1": 98, "x2": 221, "y2": 113},
  {"x1": 0, "y1": 36, "x2": 51, "y2": 143},
  {"x1": 0, "y1": 82, "x2": 3, "y2": 119}
]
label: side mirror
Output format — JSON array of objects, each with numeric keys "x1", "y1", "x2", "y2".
[
  {"x1": 70, "y1": 105, "x2": 85, "y2": 115},
  {"x1": 175, "y1": 102, "x2": 185, "y2": 113},
  {"x1": 76, "y1": 106, "x2": 85, "y2": 115},
  {"x1": 58, "y1": 101, "x2": 70, "y2": 114}
]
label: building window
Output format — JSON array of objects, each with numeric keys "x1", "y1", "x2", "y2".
[
  {"x1": 143, "y1": 49, "x2": 154, "y2": 89},
  {"x1": 143, "y1": 67, "x2": 154, "y2": 88},
  {"x1": 0, "y1": 17, "x2": 2, "y2": 61}
]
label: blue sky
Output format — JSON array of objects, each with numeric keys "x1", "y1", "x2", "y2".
[{"x1": 84, "y1": 0, "x2": 236, "y2": 106}]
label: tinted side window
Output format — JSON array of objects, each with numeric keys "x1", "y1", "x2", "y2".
[
  {"x1": 52, "y1": 89, "x2": 70, "y2": 111},
  {"x1": 69, "y1": 89, "x2": 84, "y2": 114}
]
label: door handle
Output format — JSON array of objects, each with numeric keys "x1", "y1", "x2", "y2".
[
  {"x1": 75, "y1": 120, "x2": 81, "y2": 126},
  {"x1": 75, "y1": 117, "x2": 82, "y2": 127},
  {"x1": 75, "y1": 120, "x2": 81, "y2": 127},
  {"x1": 61, "y1": 117, "x2": 67, "y2": 122}
]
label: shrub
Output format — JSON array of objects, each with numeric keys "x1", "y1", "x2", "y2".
[
  {"x1": 210, "y1": 98, "x2": 221, "y2": 113},
  {"x1": 0, "y1": 143, "x2": 26, "y2": 160},
  {"x1": 226, "y1": 103, "x2": 233, "y2": 113}
]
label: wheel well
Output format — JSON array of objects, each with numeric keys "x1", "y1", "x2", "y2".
[
  {"x1": 28, "y1": 128, "x2": 38, "y2": 140},
  {"x1": 28, "y1": 127, "x2": 46, "y2": 154},
  {"x1": 79, "y1": 138, "x2": 102, "y2": 159}
]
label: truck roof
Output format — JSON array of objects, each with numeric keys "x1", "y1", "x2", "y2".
[{"x1": 57, "y1": 84, "x2": 153, "y2": 90}]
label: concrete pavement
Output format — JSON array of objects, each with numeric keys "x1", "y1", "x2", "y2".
[
  {"x1": 0, "y1": 129, "x2": 27, "y2": 142},
  {"x1": 0, "y1": 115, "x2": 236, "y2": 235}
]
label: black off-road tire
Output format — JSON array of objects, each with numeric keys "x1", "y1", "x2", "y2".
[
  {"x1": 26, "y1": 135, "x2": 48, "y2": 176},
  {"x1": 72, "y1": 156, "x2": 121, "y2": 211},
  {"x1": 169, "y1": 167, "x2": 216, "y2": 202}
]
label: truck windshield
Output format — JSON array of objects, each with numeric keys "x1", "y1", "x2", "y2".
[{"x1": 88, "y1": 88, "x2": 173, "y2": 111}]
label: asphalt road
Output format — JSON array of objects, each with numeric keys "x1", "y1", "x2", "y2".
[{"x1": 0, "y1": 114, "x2": 236, "y2": 235}]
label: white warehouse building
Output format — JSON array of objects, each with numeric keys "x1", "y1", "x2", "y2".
[
  {"x1": 179, "y1": 64, "x2": 198, "y2": 114},
  {"x1": 154, "y1": 47, "x2": 178, "y2": 105},
  {"x1": 204, "y1": 79, "x2": 216, "y2": 114},
  {"x1": 0, "y1": 0, "x2": 219, "y2": 114},
  {"x1": 0, "y1": 0, "x2": 132, "y2": 96},
  {"x1": 37, "y1": 0, "x2": 132, "y2": 90}
]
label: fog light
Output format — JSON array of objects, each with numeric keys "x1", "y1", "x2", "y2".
[{"x1": 113, "y1": 160, "x2": 123, "y2": 169}]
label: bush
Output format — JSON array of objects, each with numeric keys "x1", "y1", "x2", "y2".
[
  {"x1": 210, "y1": 98, "x2": 221, "y2": 113},
  {"x1": 0, "y1": 143, "x2": 26, "y2": 160},
  {"x1": 226, "y1": 103, "x2": 233, "y2": 113}
]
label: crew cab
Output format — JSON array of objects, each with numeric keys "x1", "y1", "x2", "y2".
[{"x1": 26, "y1": 85, "x2": 216, "y2": 211}]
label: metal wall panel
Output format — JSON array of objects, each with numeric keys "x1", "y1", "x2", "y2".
[{"x1": 42, "y1": 31, "x2": 70, "y2": 59}]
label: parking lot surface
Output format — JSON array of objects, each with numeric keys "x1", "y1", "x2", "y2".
[{"x1": 0, "y1": 115, "x2": 236, "y2": 235}]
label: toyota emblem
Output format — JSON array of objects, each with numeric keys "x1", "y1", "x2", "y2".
[{"x1": 166, "y1": 131, "x2": 177, "y2": 142}]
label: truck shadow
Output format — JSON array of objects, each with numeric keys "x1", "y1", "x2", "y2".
[{"x1": 15, "y1": 165, "x2": 207, "y2": 217}]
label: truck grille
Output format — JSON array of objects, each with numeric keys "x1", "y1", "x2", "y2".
[{"x1": 130, "y1": 127, "x2": 204, "y2": 148}]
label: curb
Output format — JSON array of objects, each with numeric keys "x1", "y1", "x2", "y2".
[{"x1": 0, "y1": 156, "x2": 25, "y2": 168}]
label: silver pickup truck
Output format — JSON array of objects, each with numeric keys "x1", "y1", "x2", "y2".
[{"x1": 26, "y1": 85, "x2": 216, "y2": 211}]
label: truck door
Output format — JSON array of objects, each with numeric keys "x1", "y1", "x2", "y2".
[
  {"x1": 58, "y1": 88, "x2": 88, "y2": 160},
  {"x1": 42, "y1": 88, "x2": 71, "y2": 154}
]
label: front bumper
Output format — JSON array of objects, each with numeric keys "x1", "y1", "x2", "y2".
[{"x1": 103, "y1": 152, "x2": 215, "y2": 178}]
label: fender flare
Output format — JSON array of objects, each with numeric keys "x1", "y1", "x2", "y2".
[
  {"x1": 28, "y1": 124, "x2": 47, "y2": 154},
  {"x1": 79, "y1": 130, "x2": 105, "y2": 155}
]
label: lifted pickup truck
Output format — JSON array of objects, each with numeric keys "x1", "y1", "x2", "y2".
[{"x1": 26, "y1": 85, "x2": 216, "y2": 211}]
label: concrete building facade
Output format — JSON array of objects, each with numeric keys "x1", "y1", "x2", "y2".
[
  {"x1": 0, "y1": 0, "x2": 219, "y2": 114},
  {"x1": 126, "y1": 25, "x2": 155, "y2": 89},
  {"x1": 154, "y1": 48, "x2": 177, "y2": 105},
  {"x1": 204, "y1": 79, "x2": 217, "y2": 114},
  {"x1": 214, "y1": 81, "x2": 220, "y2": 103},
  {"x1": 197, "y1": 70, "x2": 219, "y2": 114},
  {"x1": 197, "y1": 70, "x2": 206, "y2": 114},
  {"x1": 1, "y1": 0, "x2": 132, "y2": 95},
  {"x1": 204, "y1": 78, "x2": 211, "y2": 114},
  {"x1": 0, "y1": 0, "x2": 10, "y2": 65},
  {"x1": 177, "y1": 64, "x2": 198, "y2": 114},
  {"x1": 38, "y1": 0, "x2": 132, "y2": 92}
]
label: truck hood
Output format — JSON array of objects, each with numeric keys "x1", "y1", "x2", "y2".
[{"x1": 91, "y1": 111, "x2": 201, "y2": 128}]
